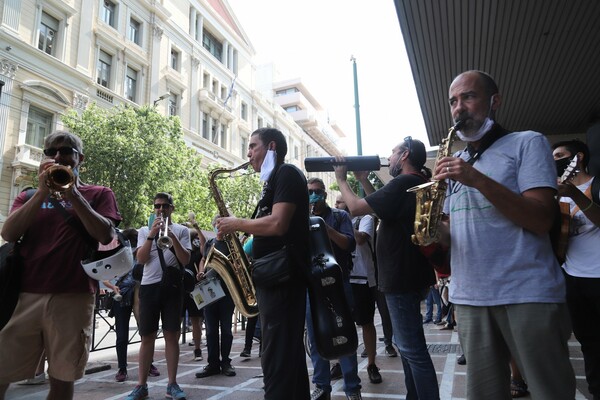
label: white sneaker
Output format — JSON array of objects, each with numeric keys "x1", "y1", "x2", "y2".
[{"x1": 18, "y1": 373, "x2": 46, "y2": 385}]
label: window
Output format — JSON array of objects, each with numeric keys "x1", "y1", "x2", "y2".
[
  {"x1": 284, "y1": 105, "x2": 300, "y2": 112},
  {"x1": 97, "y1": 50, "x2": 112, "y2": 88},
  {"x1": 26, "y1": 106, "x2": 53, "y2": 148},
  {"x1": 38, "y1": 12, "x2": 59, "y2": 56},
  {"x1": 212, "y1": 79, "x2": 218, "y2": 95},
  {"x1": 128, "y1": 17, "x2": 141, "y2": 45},
  {"x1": 257, "y1": 116, "x2": 263, "y2": 129},
  {"x1": 202, "y1": 112, "x2": 209, "y2": 139},
  {"x1": 203, "y1": 72, "x2": 210, "y2": 89},
  {"x1": 102, "y1": 0, "x2": 117, "y2": 28},
  {"x1": 168, "y1": 94, "x2": 177, "y2": 116},
  {"x1": 294, "y1": 145, "x2": 299, "y2": 160},
  {"x1": 275, "y1": 87, "x2": 299, "y2": 96},
  {"x1": 241, "y1": 102, "x2": 248, "y2": 121},
  {"x1": 202, "y1": 29, "x2": 222, "y2": 61},
  {"x1": 125, "y1": 67, "x2": 137, "y2": 102},
  {"x1": 220, "y1": 85, "x2": 227, "y2": 100},
  {"x1": 211, "y1": 118, "x2": 218, "y2": 142},
  {"x1": 220, "y1": 124, "x2": 227, "y2": 148},
  {"x1": 170, "y1": 48, "x2": 180, "y2": 71},
  {"x1": 241, "y1": 136, "x2": 247, "y2": 158}
]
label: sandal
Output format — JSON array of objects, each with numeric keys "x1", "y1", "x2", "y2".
[{"x1": 511, "y1": 378, "x2": 529, "y2": 398}]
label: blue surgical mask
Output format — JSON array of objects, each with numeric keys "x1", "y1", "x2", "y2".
[{"x1": 309, "y1": 193, "x2": 325, "y2": 204}]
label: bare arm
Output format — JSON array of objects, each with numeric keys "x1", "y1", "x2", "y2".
[
  {"x1": 435, "y1": 156, "x2": 556, "y2": 235},
  {"x1": 558, "y1": 181, "x2": 600, "y2": 227},
  {"x1": 216, "y1": 202, "x2": 297, "y2": 238}
]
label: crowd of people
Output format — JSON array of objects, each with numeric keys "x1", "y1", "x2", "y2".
[{"x1": 1, "y1": 70, "x2": 599, "y2": 400}]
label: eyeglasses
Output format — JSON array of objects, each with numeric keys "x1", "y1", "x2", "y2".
[
  {"x1": 43, "y1": 146, "x2": 79, "y2": 157},
  {"x1": 403, "y1": 136, "x2": 413, "y2": 153},
  {"x1": 308, "y1": 189, "x2": 324, "y2": 195},
  {"x1": 153, "y1": 203, "x2": 172, "y2": 209}
]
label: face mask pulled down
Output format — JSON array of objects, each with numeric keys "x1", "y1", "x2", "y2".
[
  {"x1": 456, "y1": 95, "x2": 496, "y2": 142},
  {"x1": 260, "y1": 150, "x2": 277, "y2": 182}
]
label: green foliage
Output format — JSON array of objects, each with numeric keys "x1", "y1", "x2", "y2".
[
  {"x1": 328, "y1": 172, "x2": 384, "y2": 194},
  {"x1": 61, "y1": 104, "x2": 261, "y2": 229}
]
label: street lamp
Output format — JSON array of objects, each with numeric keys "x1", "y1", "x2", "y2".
[{"x1": 153, "y1": 92, "x2": 170, "y2": 106}]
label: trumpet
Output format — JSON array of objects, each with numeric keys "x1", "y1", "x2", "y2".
[
  {"x1": 157, "y1": 214, "x2": 173, "y2": 250},
  {"x1": 45, "y1": 164, "x2": 75, "y2": 193}
]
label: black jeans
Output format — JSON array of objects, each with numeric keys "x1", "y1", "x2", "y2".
[
  {"x1": 256, "y1": 280, "x2": 309, "y2": 400},
  {"x1": 204, "y1": 294, "x2": 235, "y2": 368},
  {"x1": 565, "y1": 273, "x2": 600, "y2": 397},
  {"x1": 112, "y1": 301, "x2": 133, "y2": 369},
  {"x1": 244, "y1": 315, "x2": 260, "y2": 350}
]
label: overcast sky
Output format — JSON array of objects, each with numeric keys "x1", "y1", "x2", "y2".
[{"x1": 227, "y1": 0, "x2": 433, "y2": 158}]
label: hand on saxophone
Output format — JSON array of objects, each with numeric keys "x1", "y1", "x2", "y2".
[
  {"x1": 433, "y1": 156, "x2": 481, "y2": 187},
  {"x1": 215, "y1": 217, "x2": 237, "y2": 239}
]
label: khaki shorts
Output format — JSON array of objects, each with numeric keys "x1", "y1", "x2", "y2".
[{"x1": 0, "y1": 292, "x2": 95, "y2": 384}]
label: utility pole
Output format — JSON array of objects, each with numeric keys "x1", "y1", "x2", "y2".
[{"x1": 350, "y1": 56, "x2": 364, "y2": 197}]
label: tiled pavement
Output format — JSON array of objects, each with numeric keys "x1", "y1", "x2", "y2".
[{"x1": 5, "y1": 309, "x2": 593, "y2": 400}]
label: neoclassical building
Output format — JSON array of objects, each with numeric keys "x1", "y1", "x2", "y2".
[{"x1": 0, "y1": 0, "x2": 345, "y2": 228}]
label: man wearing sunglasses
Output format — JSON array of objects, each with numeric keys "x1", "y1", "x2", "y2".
[
  {"x1": 127, "y1": 192, "x2": 191, "y2": 400},
  {"x1": 0, "y1": 131, "x2": 121, "y2": 400},
  {"x1": 333, "y1": 137, "x2": 440, "y2": 400}
]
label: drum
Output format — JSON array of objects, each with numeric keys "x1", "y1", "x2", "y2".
[{"x1": 190, "y1": 275, "x2": 225, "y2": 310}]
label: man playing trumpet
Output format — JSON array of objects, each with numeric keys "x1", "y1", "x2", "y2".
[
  {"x1": 0, "y1": 131, "x2": 121, "y2": 400},
  {"x1": 126, "y1": 193, "x2": 190, "y2": 400}
]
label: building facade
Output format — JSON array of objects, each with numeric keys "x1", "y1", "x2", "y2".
[{"x1": 0, "y1": 0, "x2": 345, "y2": 228}]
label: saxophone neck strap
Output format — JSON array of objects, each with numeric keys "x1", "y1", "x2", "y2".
[{"x1": 464, "y1": 124, "x2": 511, "y2": 165}]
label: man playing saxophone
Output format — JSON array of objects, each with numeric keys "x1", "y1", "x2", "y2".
[
  {"x1": 433, "y1": 70, "x2": 574, "y2": 399},
  {"x1": 333, "y1": 138, "x2": 440, "y2": 399},
  {"x1": 215, "y1": 127, "x2": 310, "y2": 400}
]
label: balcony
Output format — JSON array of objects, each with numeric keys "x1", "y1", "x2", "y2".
[{"x1": 199, "y1": 89, "x2": 234, "y2": 121}]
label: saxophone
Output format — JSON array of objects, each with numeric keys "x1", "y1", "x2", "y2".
[
  {"x1": 205, "y1": 162, "x2": 259, "y2": 318},
  {"x1": 407, "y1": 120, "x2": 463, "y2": 246}
]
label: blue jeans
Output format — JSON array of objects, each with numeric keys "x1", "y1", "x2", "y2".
[
  {"x1": 425, "y1": 286, "x2": 442, "y2": 322},
  {"x1": 386, "y1": 291, "x2": 440, "y2": 400},
  {"x1": 112, "y1": 300, "x2": 133, "y2": 369},
  {"x1": 305, "y1": 278, "x2": 361, "y2": 395}
]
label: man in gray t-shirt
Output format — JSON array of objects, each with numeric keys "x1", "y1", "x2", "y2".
[{"x1": 434, "y1": 70, "x2": 575, "y2": 400}]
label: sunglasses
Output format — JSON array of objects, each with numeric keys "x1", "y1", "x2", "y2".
[
  {"x1": 404, "y1": 136, "x2": 413, "y2": 153},
  {"x1": 308, "y1": 189, "x2": 324, "y2": 195},
  {"x1": 153, "y1": 203, "x2": 172, "y2": 209},
  {"x1": 43, "y1": 146, "x2": 79, "y2": 157}
]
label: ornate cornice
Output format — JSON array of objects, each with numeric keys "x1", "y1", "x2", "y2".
[{"x1": 0, "y1": 60, "x2": 18, "y2": 78}]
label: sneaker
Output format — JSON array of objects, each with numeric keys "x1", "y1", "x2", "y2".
[
  {"x1": 423, "y1": 318, "x2": 433, "y2": 324},
  {"x1": 457, "y1": 354, "x2": 466, "y2": 365},
  {"x1": 330, "y1": 362, "x2": 342, "y2": 380},
  {"x1": 125, "y1": 384, "x2": 148, "y2": 400},
  {"x1": 346, "y1": 392, "x2": 362, "y2": 400},
  {"x1": 385, "y1": 345, "x2": 398, "y2": 357},
  {"x1": 435, "y1": 320, "x2": 447, "y2": 325},
  {"x1": 360, "y1": 348, "x2": 368, "y2": 358},
  {"x1": 195, "y1": 365, "x2": 221, "y2": 378},
  {"x1": 17, "y1": 373, "x2": 46, "y2": 385},
  {"x1": 193, "y1": 348, "x2": 203, "y2": 361},
  {"x1": 367, "y1": 364, "x2": 382, "y2": 384},
  {"x1": 166, "y1": 382, "x2": 186, "y2": 399},
  {"x1": 222, "y1": 364, "x2": 236, "y2": 377},
  {"x1": 240, "y1": 348, "x2": 251, "y2": 357},
  {"x1": 148, "y1": 364, "x2": 160, "y2": 377},
  {"x1": 439, "y1": 323, "x2": 455, "y2": 330},
  {"x1": 115, "y1": 368, "x2": 128, "y2": 382},
  {"x1": 310, "y1": 387, "x2": 331, "y2": 400}
]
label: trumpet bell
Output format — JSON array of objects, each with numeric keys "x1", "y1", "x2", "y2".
[
  {"x1": 45, "y1": 164, "x2": 75, "y2": 192},
  {"x1": 157, "y1": 236, "x2": 173, "y2": 250}
]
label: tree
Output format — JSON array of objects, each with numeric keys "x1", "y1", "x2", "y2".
[
  {"x1": 328, "y1": 172, "x2": 384, "y2": 194},
  {"x1": 61, "y1": 104, "x2": 261, "y2": 229}
]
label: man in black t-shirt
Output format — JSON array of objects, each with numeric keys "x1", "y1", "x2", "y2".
[
  {"x1": 333, "y1": 138, "x2": 440, "y2": 400},
  {"x1": 215, "y1": 128, "x2": 310, "y2": 400}
]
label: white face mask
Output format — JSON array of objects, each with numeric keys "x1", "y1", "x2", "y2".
[
  {"x1": 260, "y1": 150, "x2": 277, "y2": 182},
  {"x1": 456, "y1": 117, "x2": 494, "y2": 142},
  {"x1": 456, "y1": 95, "x2": 496, "y2": 142}
]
